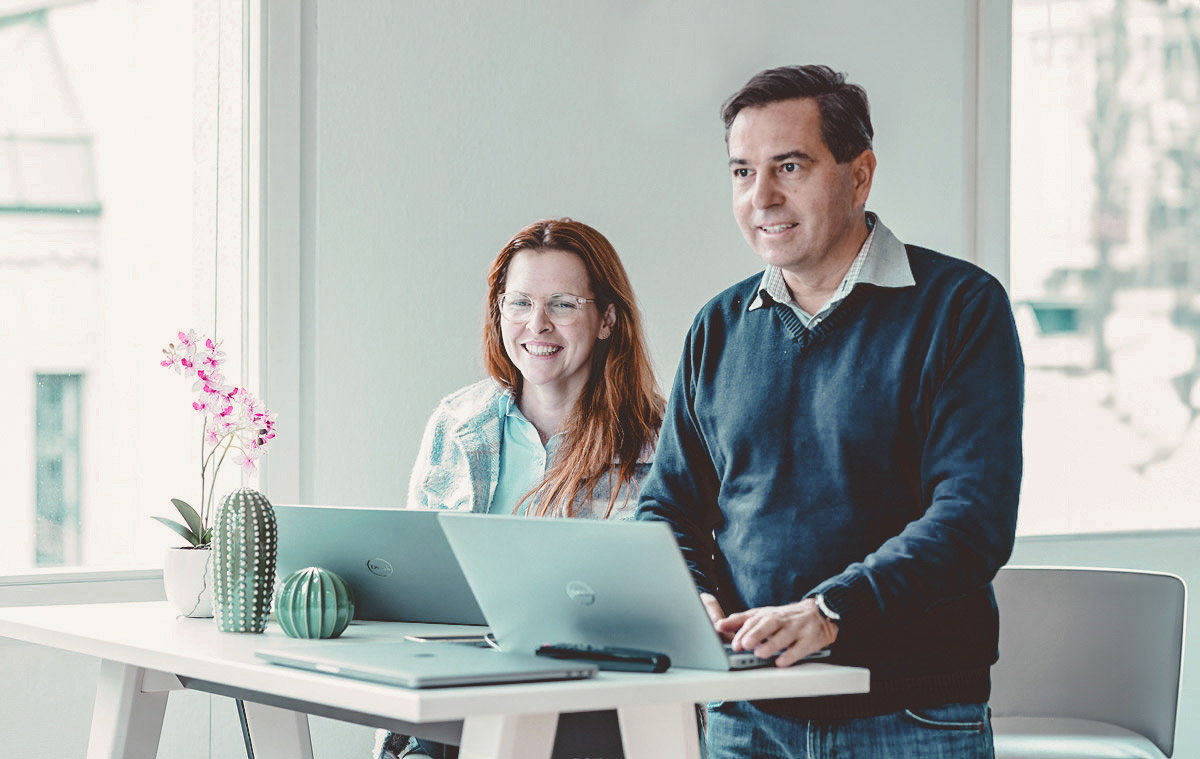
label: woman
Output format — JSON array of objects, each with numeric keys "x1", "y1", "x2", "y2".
[{"x1": 375, "y1": 218, "x2": 663, "y2": 759}]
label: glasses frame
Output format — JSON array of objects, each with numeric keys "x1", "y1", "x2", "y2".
[{"x1": 498, "y1": 291, "x2": 598, "y2": 325}]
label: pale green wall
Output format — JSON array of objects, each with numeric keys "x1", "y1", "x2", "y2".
[{"x1": 268, "y1": 0, "x2": 985, "y2": 508}]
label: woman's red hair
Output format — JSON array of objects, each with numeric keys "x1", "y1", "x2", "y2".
[{"x1": 483, "y1": 218, "x2": 663, "y2": 518}]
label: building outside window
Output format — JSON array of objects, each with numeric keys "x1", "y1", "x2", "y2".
[
  {"x1": 1012, "y1": 0, "x2": 1200, "y2": 534},
  {"x1": 2, "y1": 0, "x2": 247, "y2": 571},
  {"x1": 34, "y1": 373, "x2": 83, "y2": 566}
]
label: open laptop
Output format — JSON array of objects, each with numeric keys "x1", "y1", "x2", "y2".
[
  {"x1": 274, "y1": 505, "x2": 486, "y2": 625},
  {"x1": 255, "y1": 640, "x2": 597, "y2": 688},
  {"x1": 438, "y1": 513, "x2": 830, "y2": 670}
]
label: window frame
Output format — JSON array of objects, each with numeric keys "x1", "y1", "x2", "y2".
[{"x1": 2, "y1": 0, "x2": 276, "y2": 590}]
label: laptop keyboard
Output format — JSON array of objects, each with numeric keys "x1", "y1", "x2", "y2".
[
  {"x1": 723, "y1": 645, "x2": 831, "y2": 670},
  {"x1": 723, "y1": 644, "x2": 776, "y2": 669}
]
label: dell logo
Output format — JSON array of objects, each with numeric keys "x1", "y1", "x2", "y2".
[
  {"x1": 566, "y1": 580, "x2": 596, "y2": 606},
  {"x1": 366, "y1": 558, "x2": 393, "y2": 577}
]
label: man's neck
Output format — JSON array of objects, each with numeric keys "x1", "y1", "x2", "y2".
[{"x1": 781, "y1": 216, "x2": 870, "y2": 314}]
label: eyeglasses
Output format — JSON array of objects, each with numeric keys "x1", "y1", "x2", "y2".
[{"x1": 498, "y1": 291, "x2": 596, "y2": 325}]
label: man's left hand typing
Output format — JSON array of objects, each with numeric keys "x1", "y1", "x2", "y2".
[{"x1": 719, "y1": 598, "x2": 838, "y2": 667}]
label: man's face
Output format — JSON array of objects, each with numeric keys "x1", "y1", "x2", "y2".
[{"x1": 727, "y1": 98, "x2": 874, "y2": 280}]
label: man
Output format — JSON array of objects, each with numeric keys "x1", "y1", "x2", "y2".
[{"x1": 636, "y1": 65, "x2": 1023, "y2": 757}]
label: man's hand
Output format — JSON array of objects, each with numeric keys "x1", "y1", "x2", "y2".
[
  {"x1": 699, "y1": 592, "x2": 731, "y2": 639},
  {"x1": 717, "y1": 598, "x2": 838, "y2": 667}
]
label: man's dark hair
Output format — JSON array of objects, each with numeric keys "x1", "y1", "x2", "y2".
[{"x1": 721, "y1": 65, "x2": 873, "y2": 164}]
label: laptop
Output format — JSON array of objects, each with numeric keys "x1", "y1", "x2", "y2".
[
  {"x1": 255, "y1": 640, "x2": 597, "y2": 688},
  {"x1": 273, "y1": 505, "x2": 486, "y2": 625},
  {"x1": 438, "y1": 513, "x2": 830, "y2": 670}
]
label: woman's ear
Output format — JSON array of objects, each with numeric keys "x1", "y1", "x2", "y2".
[{"x1": 599, "y1": 304, "x2": 616, "y2": 340}]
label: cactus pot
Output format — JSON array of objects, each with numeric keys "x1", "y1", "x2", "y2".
[{"x1": 212, "y1": 488, "x2": 278, "y2": 633}]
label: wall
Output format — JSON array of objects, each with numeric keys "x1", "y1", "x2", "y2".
[{"x1": 265, "y1": 0, "x2": 992, "y2": 506}]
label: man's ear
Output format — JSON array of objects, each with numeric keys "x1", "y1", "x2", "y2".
[
  {"x1": 599, "y1": 303, "x2": 616, "y2": 340},
  {"x1": 850, "y1": 149, "x2": 877, "y2": 209}
]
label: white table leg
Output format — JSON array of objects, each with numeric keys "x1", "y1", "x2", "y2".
[
  {"x1": 458, "y1": 713, "x2": 558, "y2": 759},
  {"x1": 241, "y1": 701, "x2": 314, "y2": 759},
  {"x1": 87, "y1": 660, "x2": 169, "y2": 759},
  {"x1": 617, "y1": 703, "x2": 701, "y2": 759}
]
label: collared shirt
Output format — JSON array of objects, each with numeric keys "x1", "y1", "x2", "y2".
[
  {"x1": 489, "y1": 394, "x2": 561, "y2": 516},
  {"x1": 747, "y1": 212, "x2": 915, "y2": 326}
]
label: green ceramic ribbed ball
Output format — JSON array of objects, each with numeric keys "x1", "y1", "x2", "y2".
[{"x1": 274, "y1": 567, "x2": 356, "y2": 639}]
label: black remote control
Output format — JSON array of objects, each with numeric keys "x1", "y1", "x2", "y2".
[{"x1": 536, "y1": 643, "x2": 671, "y2": 673}]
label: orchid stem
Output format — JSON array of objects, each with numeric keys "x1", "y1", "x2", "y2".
[
  {"x1": 199, "y1": 420, "x2": 208, "y2": 536},
  {"x1": 207, "y1": 435, "x2": 234, "y2": 524}
]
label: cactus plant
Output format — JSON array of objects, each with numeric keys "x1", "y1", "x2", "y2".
[
  {"x1": 213, "y1": 488, "x2": 277, "y2": 633},
  {"x1": 275, "y1": 567, "x2": 356, "y2": 639}
]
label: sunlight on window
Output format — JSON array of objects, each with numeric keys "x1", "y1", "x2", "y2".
[
  {"x1": 1012, "y1": 0, "x2": 1200, "y2": 534},
  {"x1": 1, "y1": 0, "x2": 246, "y2": 570}
]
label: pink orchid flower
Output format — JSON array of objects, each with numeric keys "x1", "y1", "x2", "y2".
[
  {"x1": 177, "y1": 330, "x2": 199, "y2": 349},
  {"x1": 193, "y1": 369, "x2": 225, "y2": 391},
  {"x1": 161, "y1": 328, "x2": 278, "y2": 540},
  {"x1": 233, "y1": 452, "x2": 258, "y2": 474}
]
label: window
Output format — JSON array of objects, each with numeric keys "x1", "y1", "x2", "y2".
[
  {"x1": 1, "y1": 0, "x2": 250, "y2": 571},
  {"x1": 1012, "y1": 0, "x2": 1200, "y2": 534},
  {"x1": 35, "y1": 374, "x2": 83, "y2": 566}
]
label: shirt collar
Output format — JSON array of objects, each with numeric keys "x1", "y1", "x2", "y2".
[
  {"x1": 748, "y1": 212, "x2": 914, "y2": 312},
  {"x1": 499, "y1": 392, "x2": 519, "y2": 420},
  {"x1": 498, "y1": 393, "x2": 562, "y2": 450}
]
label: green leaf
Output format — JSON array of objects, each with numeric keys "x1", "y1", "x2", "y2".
[
  {"x1": 170, "y1": 499, "x2": 203, "y2": 539},
  {"x1": 152, "y1": 516, "x2": 200, "y2": 546}
]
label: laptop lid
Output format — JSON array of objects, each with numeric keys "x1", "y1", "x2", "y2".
[
  {"x1": 255, "y1": 640, "x2": 597, "y2": 688},
  {"x1": 437, "y1": 513, "x2": 735, "y2": 670},
  {"x1": 274, "y1": 505, "x2": 486, "y2": 625}
]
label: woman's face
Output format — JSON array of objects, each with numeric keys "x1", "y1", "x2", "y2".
[{"x1": 499, "y1": 248, "x2": 613, "y2": 400}]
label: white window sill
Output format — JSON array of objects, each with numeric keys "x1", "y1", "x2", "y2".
[
  {"x1": 0, "y1": 567, "x2": 162, "y2": 586},
  {"x1": 0, "y1": 567, "x2": 165, "y2": 610}
]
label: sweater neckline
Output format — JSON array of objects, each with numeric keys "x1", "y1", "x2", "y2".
[{"x1": 772, "y1": 286, "x2": 867, "y2": 350}]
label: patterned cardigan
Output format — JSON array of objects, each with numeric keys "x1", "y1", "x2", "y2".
[
  {"x1": 405, "y1": 379, "x2": 654, "y2": 518},
  {"x1": 374, "y1": 379, "x2": 657, "y2": 759}
]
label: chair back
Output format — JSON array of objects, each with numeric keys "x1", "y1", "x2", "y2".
[{"x1": 991, "y1": 565, "x2": 1186, "y2": 757}]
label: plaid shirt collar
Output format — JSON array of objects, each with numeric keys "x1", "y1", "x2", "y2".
[{"x1": 748, "y1": 212, "x2": 914, "y2": 315}]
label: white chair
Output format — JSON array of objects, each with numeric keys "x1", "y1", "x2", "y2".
[{"x1": 991, "y1": 566, "x2": 1186, "y2": 759}]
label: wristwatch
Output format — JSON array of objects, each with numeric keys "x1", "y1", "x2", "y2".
[{"x1": 813, "y1": 593, "x2": 842, "y2": 624}]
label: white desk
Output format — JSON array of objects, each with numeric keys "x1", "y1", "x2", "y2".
[{"x1": 0, "y1": 602, "x2": 869, "y2": 759}]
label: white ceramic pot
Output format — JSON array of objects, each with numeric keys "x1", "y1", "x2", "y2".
[{"x1": 163, "y1": 546, "x2": 215, "y2": 618}]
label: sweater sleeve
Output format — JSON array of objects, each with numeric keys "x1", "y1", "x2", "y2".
[
  {"x1": 635, "y1": 322, "x2": 723, "y2": 595},
  {"x1": 808, "y1": 277, "x2": 1024, "y2": 635},
  {"x1": 405, "y1": 398, "x2": 457, "y2": 512}
]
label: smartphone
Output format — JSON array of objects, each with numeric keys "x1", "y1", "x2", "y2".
[{"x1": 402, "y1": 633, "x2": 490, "y2": 644}]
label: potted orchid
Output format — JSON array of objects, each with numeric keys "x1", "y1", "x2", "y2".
[{"x1": 156, "y1": 329, "x2": 277, "y2": 616}]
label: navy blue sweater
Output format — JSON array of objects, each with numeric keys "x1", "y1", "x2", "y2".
[{"x1": 637, "y1": 246, "x2": 1024, "y2": 719}]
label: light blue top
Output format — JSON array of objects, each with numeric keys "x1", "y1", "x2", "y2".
[
  {"x1": 489, "y1": 394, "x2": 561, "y2": 516},
  {"x1": 406, "y1": 379, "x2": 653, "y2": 518}
]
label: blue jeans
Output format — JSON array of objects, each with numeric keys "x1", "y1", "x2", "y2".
[
  {"x1": 403, "y1": 710, "x2": 625, "y2": 759},
  {"x1": 706, "y1": 700, "x2": 993, "y2": 759}
]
